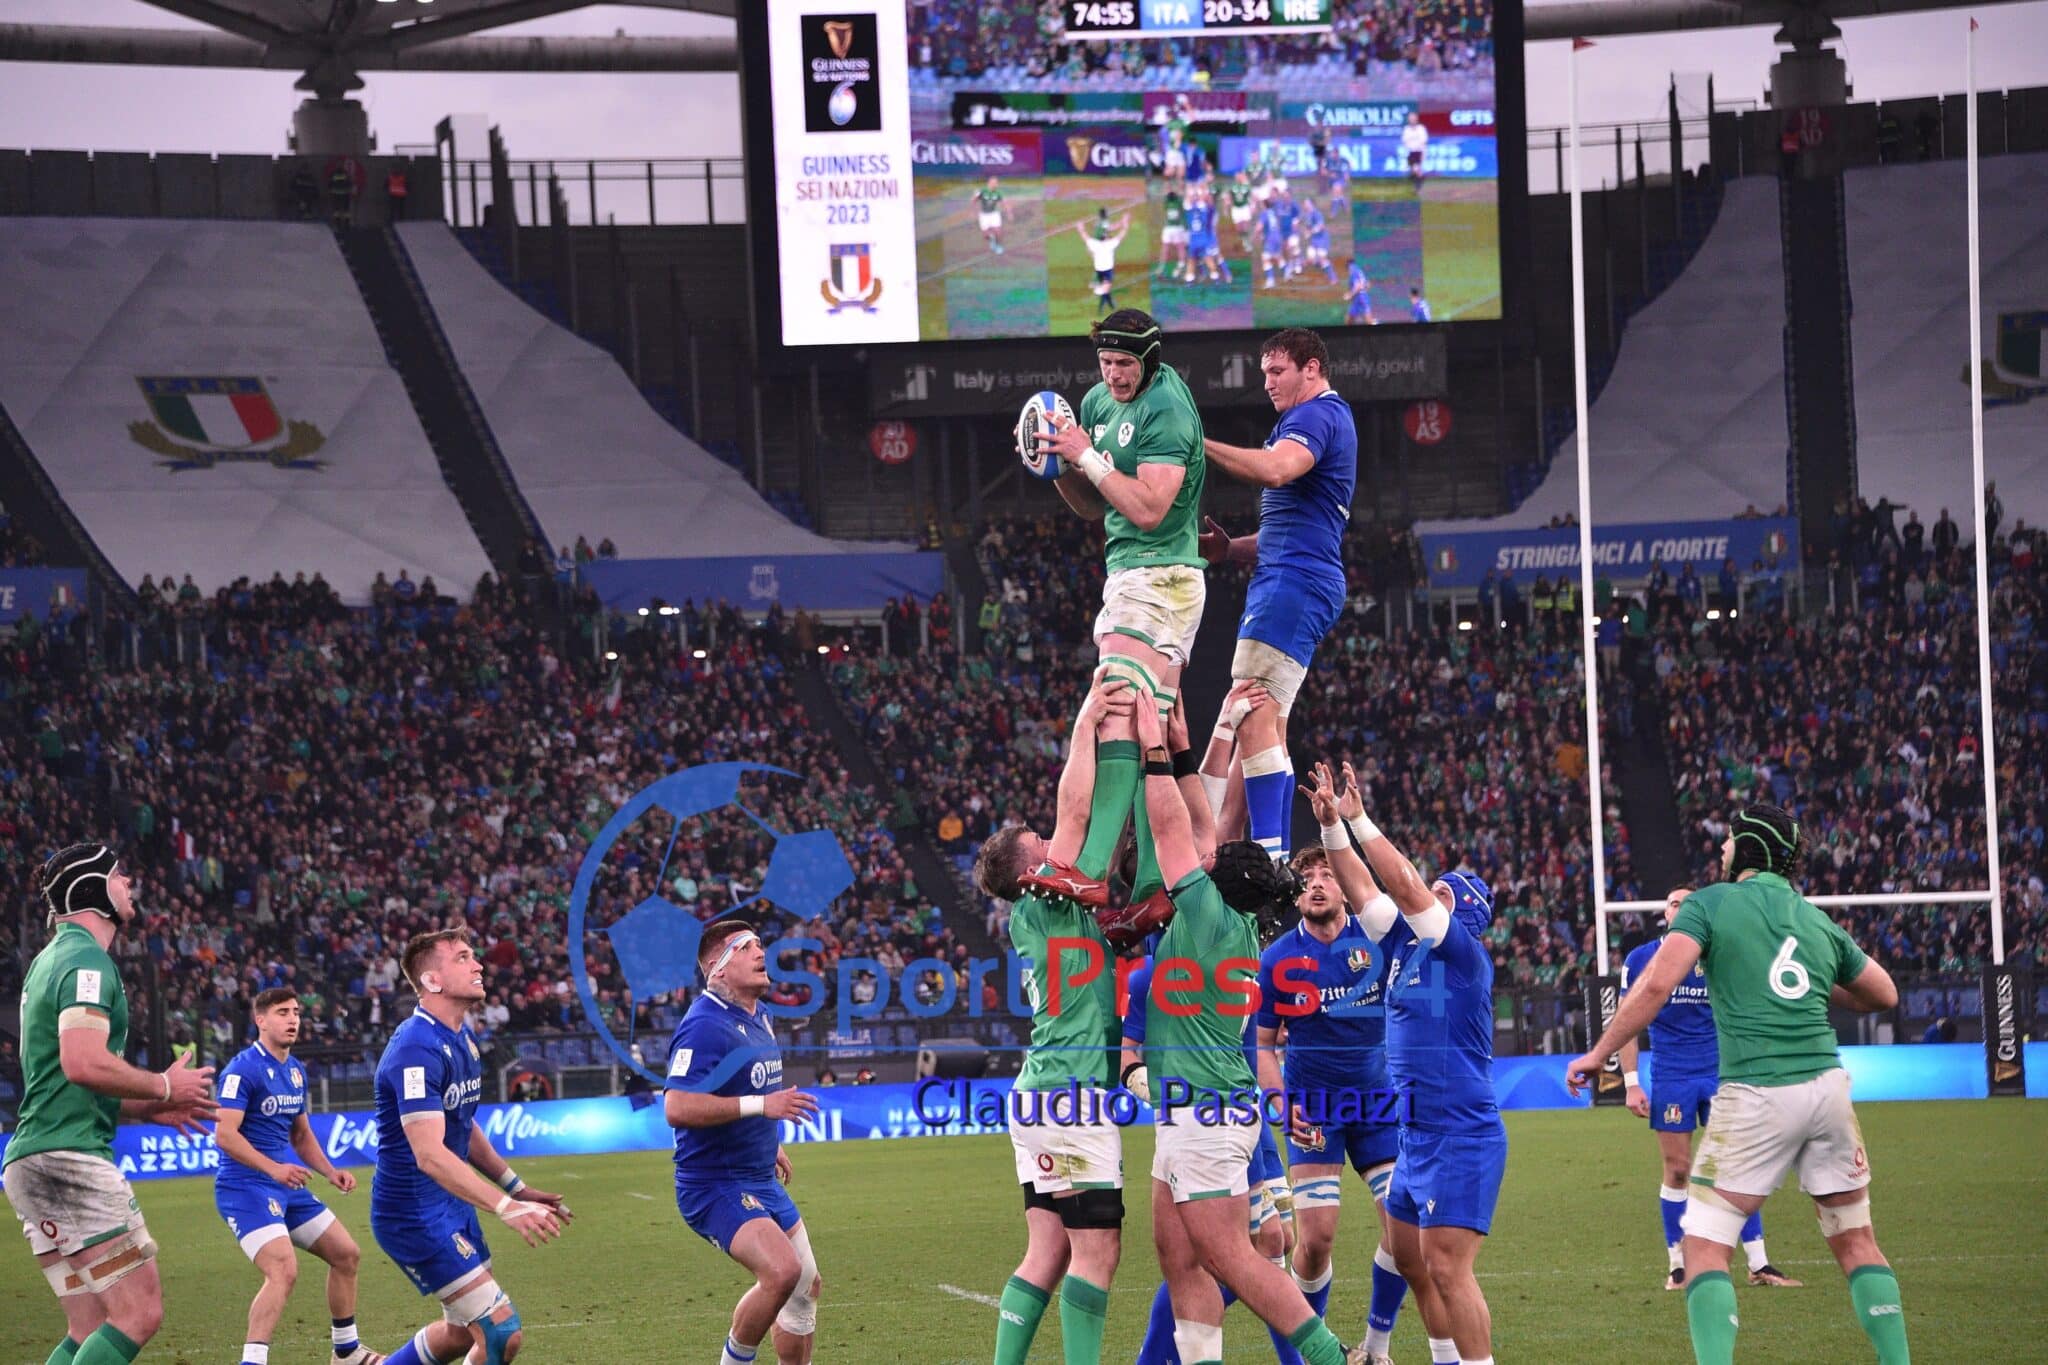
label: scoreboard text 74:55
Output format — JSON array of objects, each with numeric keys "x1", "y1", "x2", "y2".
[{"x1": 1062, "y1": 0, "x2": 1336, "y2": 41}]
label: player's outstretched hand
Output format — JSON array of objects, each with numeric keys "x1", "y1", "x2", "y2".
[
  {"x1": 1078, "y1": 674, "x2": 1134, "y2": 731},
  {"x1": 1198, "y1": 516, "x2": 1232, "y2": 565},
  {"x1": 764, "y1": 1087, "x2": 819, "y2": 1123},
  {"x1": 1625, "y1": 1084, "x2": 1650, "y2": 1119},
  {"x1": 1133, "y1": 689, "x2": 1165, "y2": 748},
  {"x1": 522, "y1": 1187, "x2": 574, "y2": 1223},
  {"x1": 1335, "y1": 761, "x2": 1367, "y2": 822},
  {"x1": 1564, "y1": 1052, "x2": 1606, "y2": 1098},
  {"x1": 328, "y1": 1169, "x2": 358, "y2": 1194},
  {"x1": 1299, "y1": 760, "x2": 1341, "y2": 827},
  {"x1": 1166, "y1": 691, "x2": 1191, "y2": 753},
  {"x1": 1042, "y1": 413, "x2": 1093, "y2": 466},
  {"x1": 496, "y1": 1198, "x2": 562, "y2": 1246},
  {"x1": 146, "y1": 1097, "x2": 217, "y2": 1137},
  {"x1": 162, "y1": 1052, "x2": 215, "y2": 1106},
  {"x1": 775, "y1": 1147, "x2": 794, "y2": 1186},
  {"x1": 272, "y1": 1162, "x2": 312, "y2": 1190}
]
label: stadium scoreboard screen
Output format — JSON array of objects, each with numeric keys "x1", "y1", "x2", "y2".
[
  {"x1": 742, "y1": 0, "x2": 1514, "y2": 352},
  {"x1": 1062, "y1": 0, "x2": 1336, "y2": 40}
]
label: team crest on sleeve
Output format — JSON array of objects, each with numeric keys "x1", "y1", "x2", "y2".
[
  {"x1": 669, "y1": 1048, "x2": 694, "y2": 1077},
  {"x1": 222, "y1": 1074, "x2": 242, "y2": 1099}
]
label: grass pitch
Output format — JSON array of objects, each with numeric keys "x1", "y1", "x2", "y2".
[{"x1": 4, "y1": 1101, "x2": 2039, "y2": 1363}]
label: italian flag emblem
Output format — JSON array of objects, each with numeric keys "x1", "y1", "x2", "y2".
[{"x1": 130, "y1": 377, "x2": 326, "y2": 470}]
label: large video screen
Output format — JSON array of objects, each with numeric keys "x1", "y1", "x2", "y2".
[{"x1": 751, "y1": 0, "x2": 1505, "y2": 350}]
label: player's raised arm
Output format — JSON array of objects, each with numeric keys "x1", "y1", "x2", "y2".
[
  {"x1": 1165, "y1": 691, "x2": 1215, "y2": 861},
  {"x1": 1134, "y1": 691, "x2": 1201, "y2": 889},
  {"x1": 1047, "y1": 675, "x2": 1136, "y2": 866},
  {"x1": 1343, "y1": 776, "x2": 1442, "y2": 929},
  {"x1": 1302, "y1": 761, "x2": 1397, "y2": 938},
  {"x1": 1566, "y1": 933, "x2": 1705, "y2": 1096},
  {"x1": 1203, "y1": 434, "x2": 1314, "y2": 489}
]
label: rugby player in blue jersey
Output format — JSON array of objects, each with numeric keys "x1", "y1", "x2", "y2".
[
  {"x1": 1620, "y1": 887, "x2": 1800, "y2": 1292},
  {"x1": 372, "y1": 931, "x2": 571, "y2": 1365},
  {"x1": 1255, "y1": 763, "x2": 1409, "y2": 1365},
  {"x1": 1348, "y1": 795, "x2": 1506, "y2": 1365},
  {"x1": 215, "y1": 987, "x2": 382, "y2": 1365},
  {"x1": 1344, "y1": 261, "x2": 1375, "y2": 325},
  {"x1": 667, "y1": 920, "x2": 822, "y2": 1365},
  {"x1": 1199, "y1": 330, "x2": 1358, "y2": 863}
]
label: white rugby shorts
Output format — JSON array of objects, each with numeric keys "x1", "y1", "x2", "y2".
[
  {"x1": 1690, "y1": 1067, "x2": 1871, "y2": 1198},
  {"x1": 1010, "y1": 1093, "x2": 1123, "y2": 1192}
]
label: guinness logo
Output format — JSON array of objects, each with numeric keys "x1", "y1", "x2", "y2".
[
  {"x1": 1066, "y1": 136, "x2": 1094, "y2": 169},
  {"x1": 823, "y1": 20, "x2": 854, "y2": 58}
]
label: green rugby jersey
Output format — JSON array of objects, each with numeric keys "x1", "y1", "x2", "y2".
[
  {"x1": 7, "y1": 922, "x2": 129, "y2": 1166},
  {"x1": 1077, "y1": 363, "x2": 1206, "y2": 573},
  {"x1": 1012, "y1": 886, "x2": 1117, "y2": 1090},
  {"x1": 1669, "y1": 872, "x2": 1869, "y2": 1087},
  {"x1": 975, "y1": 187, "x2": 1003, "y2": 213},
  {"x1": 1143, "y1": 870, "x2": 1258, "y2": 1095}
]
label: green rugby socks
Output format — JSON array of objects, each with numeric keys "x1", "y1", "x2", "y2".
[
  {"x1": 994, "y1": 1274, "x2": 1051, "y2": 1365},
  {"x1": 1684, "y1": 1269, "x2": 1739, "y2": 1365},
  {"x1": 1849, "y1": 1264, "x2": 1911, "y2": 1363}
]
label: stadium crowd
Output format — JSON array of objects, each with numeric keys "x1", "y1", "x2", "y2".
[
  {"x1": 908, "y1": 0, "x2": 1491, "y2": 92},
  {"x1": 0, "y1": 566, "x2": 956, "y2": 1074},
  {"x1": 1644, "y1": 519, "x2": 2044, "y2": 974}
]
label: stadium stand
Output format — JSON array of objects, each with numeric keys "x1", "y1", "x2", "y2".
[
  {"x1": 1846, "y1": 151, "x2": 2048, "y2": 531},
  {"x1": 398, "y1": 223, "x2": 863, "y2": 559},
  {"x1": 0, "y1": 219, "x2": 491, "y2": 601},
  {"x1": 1434, "y1": 177, "x2": 1790, "y2": 531},
  {"x1": 0, "y1": 570, "x2": 957, "y2": 1071}
]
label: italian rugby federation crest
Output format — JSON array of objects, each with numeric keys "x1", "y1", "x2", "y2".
[
  {"x1": 821, "y1": 244, "x2": 883, "y2": 313},
  {"x1": 129, "y1": 377, "x2": 327, "y2": 470},
  {"x1": 1346, "y1": 948, "x2": 1373, "y2": 973}
]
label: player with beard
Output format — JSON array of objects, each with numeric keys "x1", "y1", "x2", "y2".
[
  {"x1": 1254, "y1": 763, "x2": 1409, "y2": 1364},
  {"x1": 667, "y1": 921, "x2": 822, "y2": 1365},
  {"x1": 7, "y1": 845, "x2": 217, "y2": 1365}
]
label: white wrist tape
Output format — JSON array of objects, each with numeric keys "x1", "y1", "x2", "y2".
[
  {"x1": 496, "y1": 1167, "x2": 525, "y2": 1193},
  {"x1": 1075, "y1": 447, "x2": 1115, "y2": 486},
  {"x1": 160, "y1": 1071, "x2": 172, "y2": 1103},
  {"x1": 1624, "y1": 1071, "x2": 1641, "y2": 1089},
  {"x1": 1346, "y1": 812, "x2": 1382, "y2": 844},
  {"x1": 1320, "y1": 822, "x2": 1349, "y2": 851},
  {"x1": 739, "y1": 1095, "x2": 766, "y2": 1118},
  {"x1": 493, "y1": 1194, "x2": 543, "y2": 1222}
]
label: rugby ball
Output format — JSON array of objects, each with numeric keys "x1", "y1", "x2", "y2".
[{"x1": 1015, "y1": 390, "x2": 1075, "y2": 480}]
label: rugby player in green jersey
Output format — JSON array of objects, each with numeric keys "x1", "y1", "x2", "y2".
[
  {"x1": 1030, "y1": 310, "x2": 1208, "y2": 917},
  {"x1": 1570, "y1": 804, "x2": 1911, "y2": 1365},
  {"x1": 974, "y1": 675, "x2": 1141, "y2": 1364},
  {"x1": 8, "y1": 845, "x2": 217, "y2": 1365}
]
